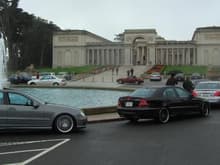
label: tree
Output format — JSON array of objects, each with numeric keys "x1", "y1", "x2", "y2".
[{"x1": 0, "y1": 0, "x2": 60, "y2": 71}]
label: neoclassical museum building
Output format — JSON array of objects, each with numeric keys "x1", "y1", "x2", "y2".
[{"x1": 52, "y1": 26, "x2": 220, "y2": 67}]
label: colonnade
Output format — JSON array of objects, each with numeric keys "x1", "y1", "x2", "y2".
[
  {"x1": 86, "y1": 48, "x2": 124, "y2": 65},
  {"x1": 155, "y1": 47, "x2": 197, "y2": 65}
]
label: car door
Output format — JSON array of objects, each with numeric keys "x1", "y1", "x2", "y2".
[
  {"x1": 175, "y1": 87, "x2": 200, "y2": 112},
  {"x1": 38, "y1": 75, "x2": 51, "y2": 85},
  {"x1": 6, "y1": 92, "x2": 52, "y2": 128},
  {"x1": 0, "y1": 91, "x2": 8, "y2": 127},
  {"x1": 162, "y1": 87, "x2": 184, "y2": 114}
]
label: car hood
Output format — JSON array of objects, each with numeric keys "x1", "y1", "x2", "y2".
[{"x1": 42, "y1": 102, "x2": 82, "y2": 113}]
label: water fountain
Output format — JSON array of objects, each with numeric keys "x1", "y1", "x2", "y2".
[{"x1": 0, "y1": 32, "x2": 8, "y2": 89}]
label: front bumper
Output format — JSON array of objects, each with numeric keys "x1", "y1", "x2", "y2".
[{"x1": 76, "y1": 116, "x2": 88, "y2": 128}]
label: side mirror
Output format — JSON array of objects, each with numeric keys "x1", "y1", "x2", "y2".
[{"x1": 33, "y1": 102, "x2": 40, "y2": 109}]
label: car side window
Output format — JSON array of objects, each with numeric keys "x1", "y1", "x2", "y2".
[
  {"x1": 0, "y1": 92, "x2": 3, "y2": 104},
  {"x1": 8, "y1": 93, "x2": 33, "y2": 106},
  {"x1": 175, "y1": 88, "x2": 190, "y2": 98},
  {"x1": 163, "y1": 88, "x2": 176, "y2": 98}
]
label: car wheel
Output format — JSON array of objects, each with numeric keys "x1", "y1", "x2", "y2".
[
  {"x1": 127, "y1": 117, "x2": 139, "y2": 123},
  {"x1": 54, "y1": 115, "x2": 75, "y2": 134},
  {"x1": 30, "y1": 82, "x2": 36, "y2": 85},
  {"x1": 53, "y1": 82, "x2": 59, "y2": 86},
  {"x1": 158, "y1": 108, "x2": 170, "y2": 124},
  {"x1": 118, "y1": 80, "x2": 123, "y2": 84},
  {"x1": 200, "y1": 103, "x2": 209, "y2": 117}
]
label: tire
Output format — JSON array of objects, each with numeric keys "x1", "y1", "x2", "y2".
[
  {"x1": 158, "y1": 108, "x2": 170, "y2": 124},
  {"x1": 118, "y1": 80, "x2": 123, "y2": 84},
  {"x1": 127, "y1": 117, "x2": 139, "y2": 123},
  {"x1": 30, "y1": 82, "x2": 36, "y2": 85},
  {"x1": 200, "y1": 103, "x2": 209, "y2": 117},
  {"x1": 54, "y1": 115, "x2": 75, "y2": 134},
  {"x1": 53, "y1": 82, "x2": 59, "y2": 86}
]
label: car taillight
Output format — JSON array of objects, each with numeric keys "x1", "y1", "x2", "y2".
[
  {"x1": 192, "y1": 90, "x2": 198, "y2": 97},
  {"x1": 118, "y1": 100, "x2": 122, "y2": 107},
  {"x1": 138, "y1": 99, "x2": 149, "y2": 107},
  {"x1": 214, "y1": 91, "x2": 220, "y2": 96}
]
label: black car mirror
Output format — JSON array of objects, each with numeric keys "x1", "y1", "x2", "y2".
[{"x1": 33, "y1": 102, "x2": 40, "y2": 109}]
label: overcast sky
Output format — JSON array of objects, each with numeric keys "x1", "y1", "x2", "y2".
[{"x1": 19, "y1": 0, "x2": 220, "y2": 41}]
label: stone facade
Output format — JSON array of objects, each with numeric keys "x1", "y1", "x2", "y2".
[{"x1": 53, "y1": 26, "x2": 220, "y2": 68}]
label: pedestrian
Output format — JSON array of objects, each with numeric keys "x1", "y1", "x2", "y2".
[
  {"x1": 36, "y1": 72, "x2": 40, "y2": 79},
  {"x1": 130, "y1": 68, "x2": 134, "y2": 76},
  {"x1": 183, "y1": 76, "x2": 194, "y2": 92},
  {"x1": 116, "y1": 66, "x2": 119, "y2": 76},
  {"x1": 127, "y1": 70, "x2": 130, "y2": 77},
  {"x1": 112, "y1": 66, "x2": 114, "y2": 75},
  {"x1": 166, "y1": 73, "x2": 177, "y2": 86}
]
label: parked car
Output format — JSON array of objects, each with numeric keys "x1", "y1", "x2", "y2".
[
  {"x1": 149, "y1": 72, "x2": 162, "y2": 81},
  {"x1": 0, "y1": 88, "x2": 87, "y2": 133},
  {"x1": 192, "y1": 79, "x2": 209, "y2": 86},
  {"x1": 116, "y1": 76, "x2": 144, "y2": 85},
  {"x1": 191, "y1": 72, "x2": 202, "y2": 80},
  {"x1": 175, "y1": 73, "x2": 185, "y2": 82},
  {"x1": 56, "y1": 72, "x2": 72, "y2": 80},
  {"x1": 32, "y1": 72, "x2": 55, "y2": 80},
  {"x1": 193, "y1": 81, "x2": 220, "y2": 105},
  {"x1": 8, "y1": 72, "x2": 32, "y2": 84},
  {"x1": 117, "y1": 86, "x2": 209, "y2": 123},
  {"x1": 27, "y1": 75, "x2": 67, "y2": 86}
]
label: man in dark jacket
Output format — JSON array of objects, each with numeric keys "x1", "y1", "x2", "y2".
[
  {"x1": 183, "y1": 76, "x2": 194, "y2": 92},
  {"x1": 166, "y1": 73, "x2": 177, "y2": 86}
]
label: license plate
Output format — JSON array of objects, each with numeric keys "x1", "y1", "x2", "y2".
[
  {"x1": 201, "y1": 94, "x2": 210, "y2": 97},
  {"x1": 125, "y1": 102, "x2": 133, "y2": 107}
]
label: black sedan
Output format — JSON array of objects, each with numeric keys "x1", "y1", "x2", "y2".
[{"x1": 117, "y1": 86, "x2": 210, "y2": 123}]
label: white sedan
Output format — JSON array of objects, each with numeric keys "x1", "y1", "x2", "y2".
[
  {"x1": 27, "y1": 75, "x2": 67, "y2": 86},
  {"x1": 149, "y1": 72, "x2": 162, "y2": 81}
]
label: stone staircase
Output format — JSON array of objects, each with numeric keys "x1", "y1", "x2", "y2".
[{"x1": 77, "y1": 65, "x2": 150, "y2": 83}]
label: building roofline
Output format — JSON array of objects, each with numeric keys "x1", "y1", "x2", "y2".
[
  {"x1": 53, "y1": 30, "x2": 112, "y2": 43},
  {"x1": 124, "y1": 29, "x2": 157, "y2": 34},
  {"x1": 192, "y1": 26, "x2": 220, "y2": 40}
]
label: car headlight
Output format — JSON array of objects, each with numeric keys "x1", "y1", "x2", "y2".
[{"x1": 80, "y1": 111, "x2": 86, "y2": 117}]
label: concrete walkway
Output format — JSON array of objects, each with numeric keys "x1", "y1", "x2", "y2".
[{"x1": 67, "y1": 65, "x2": 150, "y2": 88}]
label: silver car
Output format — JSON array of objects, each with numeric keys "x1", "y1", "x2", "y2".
[
  {"x1": 28, "y1": 75, "x2": 67, "y2": 86},
  {"x1": 193, "y1": 81, "x2": 220, "y2": 104},
  {"x1": 0, "y1": 88, "x2": 87, "y2": 133}
]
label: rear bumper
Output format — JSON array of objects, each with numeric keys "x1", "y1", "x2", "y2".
[
  {"x1": 198, "y1": 97, "x2": 220, "y2": 104},
  {"x1": 117, "y1": 108, "x2": 159, "y2": 119}
]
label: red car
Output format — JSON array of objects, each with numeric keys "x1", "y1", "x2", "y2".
[{"x1": 116, "y1": 76, "x2": 144, "y2": 85}]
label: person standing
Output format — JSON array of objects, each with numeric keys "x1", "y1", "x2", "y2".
[
  {"x1": 130, "y1": 68, "x2": 134, "y2": 76},
  {"x1": 127, "y1": 70, "x2": 130, "y2": 77},
  {"x1": 112, "y1": 66, "x2": 114, "y2": 75},
  {"x1": 183, "y1": 76, "x2": 194, "y2": 92},
  {"x1": 116, "y1": 66, "x2": 119, "y2": 76},
  {"x1": 166, "y1": 73, "x2": 177, "y2": 86}
]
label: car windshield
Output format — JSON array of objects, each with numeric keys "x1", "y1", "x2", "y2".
[
  {"x1": 195, "y1": 83, "x2": 220, "y2": 90},
  {"x1": 130, "y1": 88, "x2": 157, "y2": 98}
]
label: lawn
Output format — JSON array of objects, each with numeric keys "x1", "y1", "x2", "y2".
[{"x1": 163, "y1": 65, "x2": 208, "y2": 75}]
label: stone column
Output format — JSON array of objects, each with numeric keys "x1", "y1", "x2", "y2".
[{"x1": 101, "y1": 49, "x2": 104, "y2": 65}]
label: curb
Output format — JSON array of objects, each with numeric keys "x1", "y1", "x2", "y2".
[{"x1": 88, "y1": 117, "x2": 125, "y2": 124}]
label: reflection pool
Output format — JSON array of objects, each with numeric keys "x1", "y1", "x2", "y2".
[{"x1": 16, "y1": 88, "x2": 131, "y2": 108}]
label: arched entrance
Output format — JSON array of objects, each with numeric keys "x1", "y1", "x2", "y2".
[{"x1": 132, "y1": 37, "x2": 147, "y2": 65}]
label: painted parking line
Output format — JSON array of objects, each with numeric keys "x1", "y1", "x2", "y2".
[{"x1": 0, "y1": 138, "x2": 70, "y2": 165}]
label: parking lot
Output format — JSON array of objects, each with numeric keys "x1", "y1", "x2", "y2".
[{"x1": 0, "y1": 108, "x2": 220, "y2": 165}]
